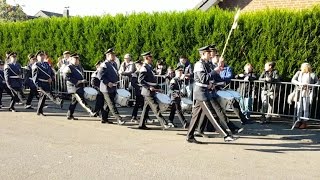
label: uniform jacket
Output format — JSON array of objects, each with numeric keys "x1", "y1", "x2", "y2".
[
  {"x1": 193, "y1": 59, "x2": 218, "y2": 101},
  {"x1": 24, "y1": 64, "x2": 37, "y2": 89},
  {"x1": 138, "y1": 63, "x2": 157, "y2": 97},
  {"x1": 32, "y1": 61, "x2": 55, "y2": 91},
  {"x1": 4, "y1": 62, "x2": 23, "y2": 89},
  {"x1": 131, "y1": 71, "x2": 142, "y2": 96},
  {"x1": 65, "y1": 64, "x2": 85, "y2": 88},
  {"x1": 97, "y1": 60, "x2": 119, "y2": 93}
]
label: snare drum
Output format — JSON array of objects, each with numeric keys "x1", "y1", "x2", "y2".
[
  {"x1": 155, "y1": 93, "x2": 171, "y2": 112},
  {"x1": 116, "y1": 89, "x2": 131, "y2": 107},
  {"x1": 84, "y1": 87, "x2": 98, "y2": 101},
  {"x1": 216, "y1": 90, "x2": 241, "y2": 111},
  {"x1": 181, "y1": 98, "x2": 193, "y2": 112}
]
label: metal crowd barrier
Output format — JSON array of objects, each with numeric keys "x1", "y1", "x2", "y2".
[{"x1": 21, "y1": 69, "x2": 320, "y2": 126}]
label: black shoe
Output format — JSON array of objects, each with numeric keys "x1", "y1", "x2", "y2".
[
  {"x1": 67, "y1": 116, "x2": 78, "y2": 120},
  {"x1": 138, "y1": 126, "x2": 151, "y2": 130},
  {"x1": 37, "y1": 112, "x2": 46, "y2": 116},
  {"x1": 101, "y1": 120, "x2": 113, "y2": 124},
  {"x1": 9, "y1": 108, "x2": 16, "y2": 112},
  {"x1": 94, "y1": 112, "x2": 100, "y2": 117},
  {"x1": 131, "y1": 118, "x2": 138, "y2": 122},
  {"x1": 194, "y1": 132, "x2": 209, "y2": 138},
  {"x1": 186, "y1": 138, "x2": 203, "y2": 144}
]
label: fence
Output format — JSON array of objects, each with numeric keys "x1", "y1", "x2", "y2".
[{"x1": 24, "y1": 69, "x2": 320, "y2": 127}]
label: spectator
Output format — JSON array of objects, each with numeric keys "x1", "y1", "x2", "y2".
[
  {"x1": 235, "y1": 63, "x2": 258, "y2": 119},
  {"x1": 119, "y1": 54, "x2": 135, "y2": 89},
  {"x1": 217, "y1": 57, "x2": 233, "y2": 83},
  {"x1": 259, "y1": 61, "x2": 281, "y2": 123},
  {"x1": 291, "y1": 63, "x2": 319, "y2": 129},
  {"x1": 176, "y1": 56, "x2": 193, "y2": 99},
  {"x1": 154, "y1": 60, "x2": 167, "y2": 84}
]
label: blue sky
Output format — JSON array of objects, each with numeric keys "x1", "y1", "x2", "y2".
[{"x1": 7, "y1": 0, "x2": 200, "y2": 16}]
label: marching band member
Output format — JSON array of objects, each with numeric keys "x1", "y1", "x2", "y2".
[
  {"x1": 0, "y1": 60, "x2": 12, "y2": 109},
  {"x1": 4, "y1": 52, "x2": 26, "y2": 112},
  {"x1": 24, "y1": 54, "x2": 39, "y2": 109},
  {"x1": 138, "y1": 52, "x2": 170, "y2": 130},
  {"x1": 186, "y1": 46, "x2": 236, "y2": 144},
  {"x1": 32, "y1": 51, "x2": 63, "y2": 116},
  {"x1": 91, "y1": 61, "x2": 104, "y2": 117},
  {"x1": 65, "y1": 53, "x2": 95, "y2": 120},
  {"x1": 97, "y1": 48, "x2": 125, "y2": 125},
  {"x1": 168, "y1": 67, "x2": 188, "y2": 128}
]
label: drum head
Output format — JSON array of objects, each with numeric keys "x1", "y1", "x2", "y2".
[
  {"x1": 156, "y1": 93, "x2": 171, "y2": 104},
  {"x1": 225, "y1": 90, "x2": 241, "y2": 98},
  {"x1": 181, "y1": 98, "x2": 193, "y2": 105},
  {"x1": 217, "y1": 90, "x2": 234, "y2": 100},
  {"x1": 117, "y1": 89, "x2": 131, "y2": 98},
  {"x1": 84, "y1": 87, "x2": 98, "y2": 95}
]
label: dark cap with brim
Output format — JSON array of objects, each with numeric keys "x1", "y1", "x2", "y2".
[
  {"x1": 105, "y1": 48, "x2": 115, "y2": 54},
  {"x1": 71, "y1": 53, "x2": 80, "y2": 58},
  {"x1": 141, "y1": 51, "x2": 152, "y2": 57},
  {"x1": 198, "y1": 46, "x2": 212, "y2": 52},
  {"x1": 35, "y1": 51, "x2": 44, "y2": 57},
  {"x1": 8, "y1": 52, "x2": 17, "y2": 57}
]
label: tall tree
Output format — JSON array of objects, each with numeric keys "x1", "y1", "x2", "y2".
[{"x1": 0, "y1": 0, "x2": 27, "y2": 22}]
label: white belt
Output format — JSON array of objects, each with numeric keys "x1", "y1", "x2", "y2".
[
  {"x1": 9, "y1": 76, "x2": 20, "y2": 78},
  {"x1": 39, "y1": 78, "x2": 49, "y2": 82},
  {"x1": 195, "y1": 82, "x2": 208, "y2": 87},
  {"x1": 147, "y1": 82, "x2": 157, "y2": 86}
]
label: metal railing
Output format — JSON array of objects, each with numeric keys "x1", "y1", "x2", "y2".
[{"x1": 21, "y1": 69, "x2": 320, "y2": 127}]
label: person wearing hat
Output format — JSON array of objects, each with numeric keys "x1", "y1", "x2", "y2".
[
  {"x1": 57, "y1": 51, "x2": 71, "y2": 69},
  {"x1": 24, "y1": 54, "x2": 39, "y2": 109},
  {"x1": 64, "y1": 53, "x2": 95, "y2": 120},
  {"x1": 0, "y1": 60, "x2": 12, "y2": 109},
  {"x1": 137, "y1": 51, "x2": 170, "y2": 130},
  {"x1": 4, "y1": 52, "x2": 26, "y2": 112},
  {"x1": 97, "y1": 48, "x2": 124, "y2": 124},
  {"x1": 119, "y1": 53, "x2": 136, "y2": 89},
  {"x1": 91, "y1": 60, "x2": 104, "y2": 116},
  {"x1": 130, "y1": 59, "x2": 150, "y2": 122},
  {"x1": 186, "y1": 46, "x2": 236, "y2": 143},
  {"x1": 209, "y1": 44, "x2": 218, "y2": 69},
  {"x1": 32, "y1": 50, "x2": 63, "y2": 116},
  {"x1": 168, "y1": 66, "x2": 189, "y2": 128},
  {"x1": 195, "y1": 55, "x2": 244, "y2": 139}
]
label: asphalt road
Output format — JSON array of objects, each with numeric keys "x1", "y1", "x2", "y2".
[{"x1": 0, "y1": 98, "x2": 320, "y2": 180}]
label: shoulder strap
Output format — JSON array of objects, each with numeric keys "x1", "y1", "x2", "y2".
[
  {"x1": 7, "y1": 64, "x2": 20, "y2": 76},
  {"x1": 36, "y1": 64, "x2": 52, "y2": 78}
]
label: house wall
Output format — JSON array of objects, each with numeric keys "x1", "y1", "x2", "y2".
[{"x1": 218, "y1": 0, "x2": 320, "y2": 11}]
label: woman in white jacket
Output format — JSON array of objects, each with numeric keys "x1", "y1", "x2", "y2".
[{"x1": 291, "y1": 63, "x2": 319, "y2": 129}]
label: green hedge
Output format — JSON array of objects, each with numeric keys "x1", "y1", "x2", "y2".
[{"x1": 0, "y1": 7, "x2": 320, "y2": 80}]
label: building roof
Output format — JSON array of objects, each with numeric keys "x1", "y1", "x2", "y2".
[
  {"x1": 34, "y1": 10, "x2": 63, "y2": 18},
  {"x1": 195, "y1": 0, "x2": 220, "y2": 11}
]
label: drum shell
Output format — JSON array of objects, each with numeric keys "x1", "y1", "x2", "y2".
[
  {"x1": 116, "y1": 89, "x2": 131, "y2": 107},
  {"x1": 155, "y1": 93, "x2": 171, "y2": 112},
  {"x1": 181, "y1": 98, "x2": 192, "y2": 112},
  {"x1": 84, "y1": 87, "x2": 98, "y2": 101}
]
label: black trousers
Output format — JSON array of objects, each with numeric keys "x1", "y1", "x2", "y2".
[
  {"x1": 187, "y1": 100, "x2": 230, "y2": 139},
  {"x1": 101, "y1": 92, "x2": 120, "y2": 121},
  {"x1": 9, "y1": 87, "x2": 25, "y2": 110},
  {"x1": 197, "y1": 98, "x2": 240, "y2": 133},
  {"x1": 169, "y1": 99, "x2": 186, "y2": 125},
  {"x1": 37, "y1": 90, "x2": 60, "y2": 114},
  {"x1": 26, "y1": 87, "x2": 39, "y2": 106},
  {"x1": 93, "y1": 92, "x2": 104, "y2": 114},
  {"x1": 0, "y1": 86, "x2": 12, "y2": 105},
  {"x1": 132, "y1": 94, "x2": 144, "y2": 118},
  {"x1": 139, "y1": 96, "x2": 167, "y2": 127},
  {"x1": 232, "y1": 100, "x2": 247, "y2": 123},
  {"x1": 68, "y1": 88, "x2": 92, "y2": 116}
]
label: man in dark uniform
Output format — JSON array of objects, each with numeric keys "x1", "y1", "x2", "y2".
[
  {"x1": 97, "y1": 48, "x2": 125, "y2": 125},
  {"x1": 65, "y1": 53, "x2": 95, "y2": 120},
  {"x1": 186, "y1": 46, "x2": 236, "y2": 144},
  {"x1": 4, "y1": 52, "x2": 26, "y2": 112},
  {"x1": 138, "y1": 51, "x2": 170, "y2": 130},
  {"x1": 24, "y1": 54, "x2": 39, "y2": 109},
  {"x1": 168, "y1": 66, "x2": 188, "y2": 128},
  {"x1": 32, "y1": 51, "x2": 63, "y2": 116},
  {"x1": 91, "y1": 61, "x2": 104, "y2": 117},
  {"x1": 0, "y1": 60, "x2": 12, "y2": 109}
]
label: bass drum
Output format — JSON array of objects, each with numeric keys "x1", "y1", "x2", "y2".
[{"x1": 181, "y1": 98, "x2": 193, "y2": 112}]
